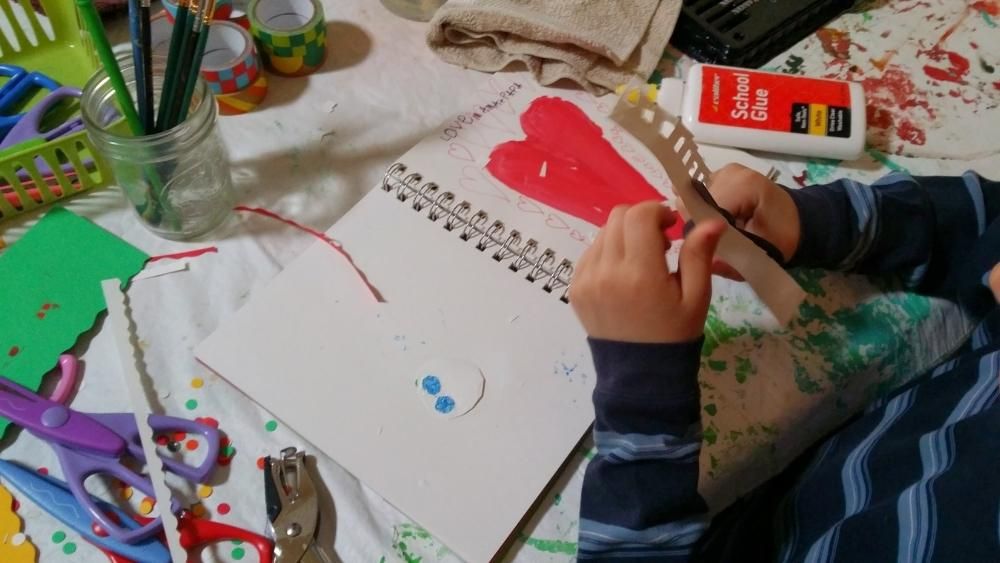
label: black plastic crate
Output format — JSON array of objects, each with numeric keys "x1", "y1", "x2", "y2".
[{"x1": 671, "y1": 0, "x2": 857, "y2": 68}]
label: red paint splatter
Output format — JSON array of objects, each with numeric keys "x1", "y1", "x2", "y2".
[
  {"x1": 920, "y1": 46, "x2": 971, "y2": 85},
  {"x1": 147, "y1": 246, "x2": 219, "y2": 262},
  {"x1": 896, "y1": 120, "x2": 927, "y2": 146},
  {"x1": 486, "y1": 97, "x2": 684, "y2": 241},
  {"x1": 993, "y1": 80, "x2": 1000, "y2": 91},
  {"x1": 42, "y1": 303, "x2": 51, "y2": 310},
  {"x1": 234, "y1": 206, "x2": 386, "y2": 302},
  {"x1": 792, "y1": 171, "x2": 809, "y2": 188},
  {"x1": 11, "y1": 498, "x2": 19, "y2": 512},
  {"x1": 217, "y1": 503, "x2": 231, "y2": 515},
  {"x1": 816, "y1": 28, "x2": 852, "y2": 59},
  {"x1": 861, "y1": 65, "x2": 935, "y2": 140},
  {"x1": 972, "y1": 1, "x2": 999, "y2": 16},
  {"x1": 7, "y1": 346, "x2": 18, "y2": 357},
  {"x1": 35, "y1": 312, "x2": 45, "y2": 320},
  {"x1": 37, "y1": 467, "x2": 48, "y2": 475},
  {"x1": 156, "y1": 434, "x2": 169, "y2": 446}
]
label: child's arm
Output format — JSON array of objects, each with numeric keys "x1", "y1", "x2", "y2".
[
  {"x1": 709, "y1": 165, "x2": 1000, "y2": 301},
  {"x1": 570, "y1": 204, "x2": 726, "y2": 561}
]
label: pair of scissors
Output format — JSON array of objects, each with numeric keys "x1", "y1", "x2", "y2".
[
  {"x1": 266, "y1": 447, "x2": 333, "y2": 563},
  {"x1": 0, "y1": 85, "x2": 87, "y2": 179},
  {"x1": 0, "y1": 377, "x2": 220, "y2": 543},
  {"x1": 0, "y1": 460, "x2": 274, "y2": 562},
  {"x1": 0, "y1": 64, "x2": 61, "y2": 138},
  {"x1": 686, "y1": 179, "x2": 786, "y2": 263}
]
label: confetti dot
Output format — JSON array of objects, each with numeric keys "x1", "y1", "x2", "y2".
[
  {"x1": 185, "y1": 399, "x2": 198, "y2": 410},
  {"x1": 221, "y1": 444, "x2": 236, "y2": 457},
  {"x1": 121, "y1": 486, "x2": 133, "y2": 501},
  {"x1": 264, "y1": 420, "x2": 278, "y2": 432},
  {"x1": 434, "y1": 395, "x2": 455, "y2": 414},
  {"x1": 191, "y1": 503, "x2": 207, "y2": 518},
  {"x1": 197, "y1": 485, "x2": 214, "y2": 499},
  {"x1": 191, "y1": 377, "x2": 204, "y2": 389},
  {"x1": 231, "y1": 547, "x2": 246, "y2": 560},
  {"x1": 139, "y1": 498, "x2": 155, "y2": 515},
  {"x1": 185, "y1": 439, "x2": 199, "y2": 451},
  {"x1": 7, "y1": 345, "x2": 19, "y2": 357},
  {"x1": 37, "y1": 467, "x2": 49, "y2": 476},
  {"x1": 256, "y1": 457, "x2": 266, "y2": 470},
  {"x1": 63, "y1": 542, "x2": 77, "y2": 555},
  {"x1": 195, "y1": 416, "x2": 219, "y2": 428},
  {"x1": 51, "y1": 531, "x2": 66, "y2": 543},
  {"x1": 217, "y1": 503, "x2": 231, "y2": 515}
]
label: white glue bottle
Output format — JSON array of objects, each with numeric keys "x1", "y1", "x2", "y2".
[{"x1": 659, "y1": 63, "x2": 867, "y2": 160}]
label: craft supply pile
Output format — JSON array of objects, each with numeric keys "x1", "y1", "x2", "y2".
[{"x1": 0, "y1": 0, "x2": 997, "y2": 561}]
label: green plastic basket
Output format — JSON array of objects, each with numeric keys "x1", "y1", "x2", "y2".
[{"x1": 0, "y1": 0, "x2": 110, "y2": 223}]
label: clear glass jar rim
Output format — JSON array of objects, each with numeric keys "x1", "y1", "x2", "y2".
[{"x1": 81, "y1": 53, "x2": 216, "y2": 152}]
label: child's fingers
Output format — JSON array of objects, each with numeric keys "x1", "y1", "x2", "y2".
[
  {"x1": 711, "y1": 258, "x2": 744, "y2": 281},
  {"x1": 678, "y1": 220, "x2": 727, "y2": 304},
  {"x1": 601, "y1": 205, "x2": 629, "y2": 260},
  {"x1": 623, "y1": 203, "x2": 674, "y2": 265}
]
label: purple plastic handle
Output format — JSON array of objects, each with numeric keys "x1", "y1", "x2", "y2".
[
  {"x1": 54, "y1": 445, "x2": 180, "y2": 544},
  {"x1": 0, "y1": 378, "x2": 125, "y2": 456},
  {"x1": 0, "y1": 86, "x2": 82, "y2": 149},
  {"x1": 88, "y1": 413, "x2": 221, "y2": 483}
]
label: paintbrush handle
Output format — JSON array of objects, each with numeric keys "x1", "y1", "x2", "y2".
[
  {"x1": 155, "y1": 0, "x2": 192, "y2": 131},
  {"x1": 76, "y1": 0, "x2": 142, "y2": 136}
]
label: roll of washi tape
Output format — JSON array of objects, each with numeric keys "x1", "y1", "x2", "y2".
[
  {"x1": 229, "y1": 0, "x2": 251, "y2": 30},
  {"x1": 163, "y1": 0, "x2": 234, "y2": 24},
  {"x1": 200, "y1": 21, "x2": 261, "y2": 95},
  {"x1": 247, "y1": 0, "x2": 327, "y2": 78},
  {"x1": 215, "y1": 72, "x2": 268, "y2": 115}
]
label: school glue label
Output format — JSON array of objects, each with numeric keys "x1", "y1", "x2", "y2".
[{"x1": 662, "y1": 64, "x2": 866, "y2": 160}]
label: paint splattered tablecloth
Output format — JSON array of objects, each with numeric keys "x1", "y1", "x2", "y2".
[{"x1": 1, "y1": 0, "x2": 998, "y2": 561}]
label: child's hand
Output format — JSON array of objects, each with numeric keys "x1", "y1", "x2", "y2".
[
  {"x1": 570, "y1": 202, "x2": 726, "y2": 343},
  {"x1": 706, "y1": 164, "x2": 801, "y2": 267}
]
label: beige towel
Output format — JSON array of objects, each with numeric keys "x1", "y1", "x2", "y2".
[{"x1": 427, "y1": 0, "x2": 681, "y2": 95}]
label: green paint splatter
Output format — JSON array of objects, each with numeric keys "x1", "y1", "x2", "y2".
[
  {"x1": 866, "y1": 149, "x2": 908, "y2": 173},
  {"x1": 519, "y1": 534, "x2": 578, "y2": 555},
  {"x1": 51, "y1": 531, "x2": 66, "y2": 543},
  {"x1": 704, "y1": 403, "x2": 717, "y2": 416},
  {"x1": 380, "y1": 558, "x2": 386, "y2": 563},
  {"x1": 554, "y1": 493, "x2": 562, "y2": 506},
  {"x1": 62, "y1": 542, "x2": 77, "y2": 555},
  {"x1": 791, "y1": 269, "x2": 827, "y2": 297},
  {"x1": 805, "y1": 158, "x2": 840, "y2": 184},
  {"x1": 734, "y1": 357, "x2": 755, "y2": 384},
  {"x1": 265, "y1": 420, "x2": 278, "y2": 432},
  {"x1": 184, "y1": 399, "x2": 198, "y2": 410},
  {"x1": 703, "y1": 424, "x2": 718, "y2": 445},
  {"x1": 862, "y1": 11, "x2": 873, "y2": 23},
  {"x1": 702, "y1": 306, "x2": 748, "y2": 357},
  {"x1": 793, "y1": 364, "x2": 823, "y2": 395},
  {"x1": 707, "y1": 359, "x2": 727, "y2": 372},
  {"x1": 231, "y1": 547, "x2": 246, "y2": 560},
  {"x1": 782, "y1": 54, "x2": 805, "y2": 74},
  {"x1": 391, "y1": 523, "x2": 440, "y2": 563},
  {"x1": 980, "y1": 9, "x2": 997, "y2": 28}
]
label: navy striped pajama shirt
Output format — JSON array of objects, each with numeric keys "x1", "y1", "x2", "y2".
[{"x1": 578, "y1": 172, "x2": 1000, "y2": 562}]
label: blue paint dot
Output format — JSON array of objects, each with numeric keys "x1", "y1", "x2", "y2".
[
  {"x1": 434, "y1": 395, "x2": 455, "y2": 414},
  {"x1": 421, "y1": 375, "x2": 441, "y2": 396}
]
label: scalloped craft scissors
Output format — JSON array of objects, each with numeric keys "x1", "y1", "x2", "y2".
[{"x1": 0, "y1": 377, "x2": 220, "y2": 543}]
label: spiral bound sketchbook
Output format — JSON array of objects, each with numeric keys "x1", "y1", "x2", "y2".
[{"x1": 196, "y1": 80, "x2": 776, "y2": 561}]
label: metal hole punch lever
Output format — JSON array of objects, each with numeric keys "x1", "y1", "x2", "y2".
[{"x1": 265, "y1": 447, "x2": 333, "y2": 563}]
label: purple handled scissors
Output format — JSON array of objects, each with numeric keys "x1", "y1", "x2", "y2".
[
  {"x1": 0, "y1": 86, "x2": 87, "y2": 178},
  {"x1": 0, "y1": 377, "x2": 220, "y2": 544}
]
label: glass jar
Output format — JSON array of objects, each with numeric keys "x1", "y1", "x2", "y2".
[
  {"x1": 81, "y1": 54, "x2": 234, "y2": 240},
  {"x1": 380, "y1": 0, "x2": 446, "y2": 22}
]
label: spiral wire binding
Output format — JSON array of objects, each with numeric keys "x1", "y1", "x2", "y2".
[{"x1": 381, "y1": 163, "x2": 573, "y2": 303}]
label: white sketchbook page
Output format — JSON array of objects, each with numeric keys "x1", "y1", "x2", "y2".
[
  {"x1": 198, "y1": 191, "x2": 594, "y2": 562},
  {"x1": 197, "y1": 79, "x2": 776, "y2": 560}
]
